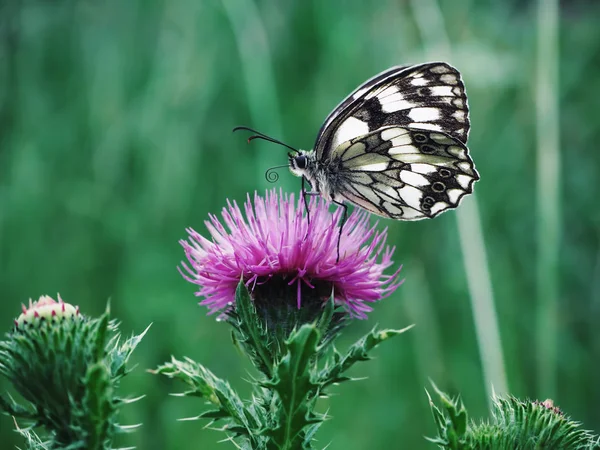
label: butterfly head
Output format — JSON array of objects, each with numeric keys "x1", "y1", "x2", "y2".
[
  {"x1": 232, "y1": 126, "x2": 318, "y2": 184},
  {"x1": 288, "y1": 151, "x2": 307, "y2": 176},
  {"x1": 288, "y1": 150, "x2": 318, "y2": 180}
]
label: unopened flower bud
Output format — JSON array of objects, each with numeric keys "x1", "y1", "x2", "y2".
[{"x1": 14, "y1": 294, "x2": 80, "y2": 329}]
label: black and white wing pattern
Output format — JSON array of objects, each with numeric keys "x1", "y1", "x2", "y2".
[
  {"x1": 315, "y1": 62, "x2": 470, "y2": 160},
  {"x1": 330, "y1": 126, "x2": 478, "y2": 220},
  {"x1": 315, "y1": 62, "x2": 477, "y2": 220},
  {"x1": 314, "y1": 65, "x2": 410, "y2": 146}
]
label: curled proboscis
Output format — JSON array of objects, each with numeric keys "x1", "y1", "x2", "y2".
[{"x1": 265, "y1": 167, "x2": 280, "y2": 183}]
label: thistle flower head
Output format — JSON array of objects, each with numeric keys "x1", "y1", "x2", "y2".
[{"x1": 180, "y1": 189, "x2": 403, "y2": 319}]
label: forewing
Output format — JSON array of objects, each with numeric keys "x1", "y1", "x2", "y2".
[
  {"x1": 315, "y1": 65, "x2": 410, "y2": 145},
  {"x1": 332, "y1": 126, "x2": 479, "y2": 220},
  {"x1": 315, "y1": 62, "x2": 469, "y2": 162}
]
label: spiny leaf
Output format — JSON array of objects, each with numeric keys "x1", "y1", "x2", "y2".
[
  {"x1": 233, "y1": 279, "x2": 274, "y2": 376},
  {"x1": 153, "y1": 357, "x2": 261, "y2": 437},
  {"x1": 315, "y1": 291, "x2": 334, "y2": 350},
  {"x1": 0, "y1": 393, "x2": 35, "y2": 419},
  {"x1": 431, "y1": 381, "x2": 467, "y2": 438},
  {"x1": 318, "y1": 325, "x2": 413, "y2": 389},
  {"x1": 108, "y1": 324, "x2": 151, "y2": 380},
  {"x1": 82, "y1": 362, "x2": 115, "y2": 450}
]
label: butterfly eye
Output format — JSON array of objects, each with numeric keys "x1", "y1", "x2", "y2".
[{"x1": 295, "y1": 155, "x2": 307, "y2": 170}]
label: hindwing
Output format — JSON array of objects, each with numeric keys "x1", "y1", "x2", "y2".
[{"x1": 331, "y1": 126, "x2": 479, "y2": 220}]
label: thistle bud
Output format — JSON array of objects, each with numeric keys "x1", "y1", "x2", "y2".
[
  {"x1": 1, "y1": 295, "x2": 148, "y2": 449},
  {"x1": 14, "y1": 294, "x2": 80, "y2": 329}
]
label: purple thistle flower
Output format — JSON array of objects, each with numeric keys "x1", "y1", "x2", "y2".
[{"x1": 180, "y1": 189, "x2": 403, "y2": 319}]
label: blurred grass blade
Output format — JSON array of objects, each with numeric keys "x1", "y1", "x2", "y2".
[
  {"x1": 456, "y1": 198, "x2": 508, "y2": 401},
  {"x1": 409, "y1": 0, "x2": 508, "y2": 405},
  {"x1": 408, "y1": 0, "x2": 451, "y2": 58},
  {"x1": 401, "y1": 263, "x2": 444, "y2": 382},
  {"x1": 535, "y1": 0, "x2": 561, "y2": 400},
  {"x1": 221, "y1": 0, "x2": 283, "y2": 189}
]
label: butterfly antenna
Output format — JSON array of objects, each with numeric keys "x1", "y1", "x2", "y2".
[{"x1": 233, "y1": 126, "x2": 299, "y2": 154}]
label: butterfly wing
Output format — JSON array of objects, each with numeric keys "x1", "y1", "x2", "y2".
[
  {"x1": 314, "y1": 65, "x2": 410, "y2": 145},
  {"x1": 315, "y1": 62, "x2": 470, "y2": 163},
  {"x1": 330, "y1": 126, "x2": 479, "y2": 220}
]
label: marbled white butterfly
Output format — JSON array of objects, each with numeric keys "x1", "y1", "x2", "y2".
[{"x1": 235, "y1": 62, "x2": 479, "y2": 260}]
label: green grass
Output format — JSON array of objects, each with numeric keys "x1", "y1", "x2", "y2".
[{"x1": 1, "y1": 0, "x2": 599, "y2": 449}]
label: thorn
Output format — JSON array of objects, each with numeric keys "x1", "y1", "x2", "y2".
[{"x1": 21, "y1": 304, "x2": 27, "y2": 314}]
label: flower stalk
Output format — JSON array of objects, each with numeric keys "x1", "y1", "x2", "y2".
[{"x1": 155, "y1": 281, "x2": 412, "y2": 450}]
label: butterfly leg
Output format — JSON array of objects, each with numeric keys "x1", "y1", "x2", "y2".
[
  {"x1": 301, "y1": 177, "x2": 311, "y2": 225},
  {"x1": 333, "y1": 200, "x2": 348, "y2": 263},
  {"x1": 301, "y1": 177, "x2": 321, "y2": 240}
]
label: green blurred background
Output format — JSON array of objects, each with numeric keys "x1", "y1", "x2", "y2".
[{"x1": 1, "y1": 0, "x2": 599, "y2": 448}]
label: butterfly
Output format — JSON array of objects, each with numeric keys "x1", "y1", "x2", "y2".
[{"x1": 235, "y1": 62, "x2": 479, "y2": 261}]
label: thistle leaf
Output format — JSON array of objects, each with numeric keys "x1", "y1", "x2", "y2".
[
  {"x1": 231, "y1": 279, "x2": 274, "y2": 376},
  {"x1": 318, "y1": 325, "x2": 414, "y2": 389},
  {"x1": 316, "y1": 291, "x2": 334, "y2": 344},
  {"x1": 153, "y1": 356, "x2": 265, "y2": 446},
  {"x1": 108, "y1": 324, "x2": 152, "y2": 380},
  {"x1": 0, "y1": 393, "x2": 35, "y2": 419}
]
